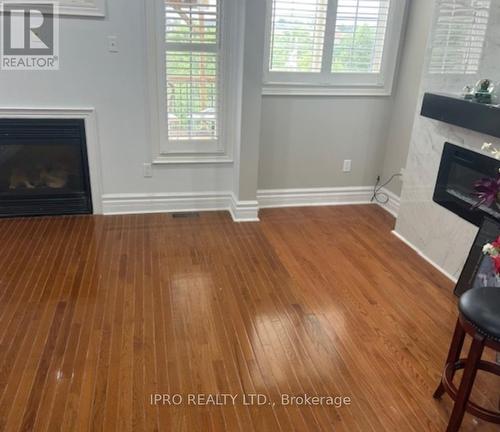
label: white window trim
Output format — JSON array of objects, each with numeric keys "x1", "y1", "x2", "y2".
[
  {"x1": 4, "y1": 0, "x2": 106, "y2": 17},
  {"x1": 59, "y1": 0, "x2": 105, "y2": 17},
  {"x1": 144, "y1": 0, "x2": 244, "y2": 164},
  {"x1": 262, "y1": 0, "x2": 409, "y2": 96}
]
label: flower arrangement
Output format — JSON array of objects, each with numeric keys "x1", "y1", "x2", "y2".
[
  {"x1": 472, "y1": 174, "x2": 500, "y2": 209},
  {"x1": 482, "y1": 237, "x2": 500, "y2": 274},
  {"x1": 470, "y1": 143, "x2": 500, "y2": 209}
]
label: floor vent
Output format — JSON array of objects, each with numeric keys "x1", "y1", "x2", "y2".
[{"x1": 172, "y1": 212, "x2": 200, "y2": 219}]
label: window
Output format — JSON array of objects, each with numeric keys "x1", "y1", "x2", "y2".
[
  {"x1": 332, "y1": 0, "x2": 390, "y2": 73},
  {"x1": 166, "y1": 0, "x2": 219, "y2": 144},
  {"x1": 264, "y1": 0, "x2": 408, "y2": 95},
  {"x1": 269, "y1": 0, "x2": 328, "y2": 73},
  {"x1": 146, "y1": 0, "x2": 243, "y2": 162},
  {"x1": 429, "y1": 0, "x2": 490, "y2": 75}
]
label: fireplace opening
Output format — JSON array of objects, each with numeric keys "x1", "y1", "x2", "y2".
[
  {"x1": 434, "y1": 142, "x2": 500, "y2": 227},
  {"x1": 0, "y1": 119, "x2": 92, "y2": 217}
]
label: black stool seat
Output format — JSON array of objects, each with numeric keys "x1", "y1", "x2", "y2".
[{"x1": 459, "y1": 287, "x2": 500, "y2": 341}]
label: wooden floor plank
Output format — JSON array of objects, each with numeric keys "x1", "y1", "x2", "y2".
[{"x1": 0, "y1": 206, "x2": 498, "y2": 431}]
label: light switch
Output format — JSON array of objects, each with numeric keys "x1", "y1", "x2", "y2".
[{"x1": 108, "y1": 36, "x2": 119, "y2": 53}]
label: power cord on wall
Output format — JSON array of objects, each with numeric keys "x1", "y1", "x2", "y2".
[{"x1": 370, "y1": 173, "x2": 402, "y2": 204}]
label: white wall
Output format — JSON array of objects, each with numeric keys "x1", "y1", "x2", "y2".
[{"x1": 0, "y1": 0, "x2": 234, "y2": 201}]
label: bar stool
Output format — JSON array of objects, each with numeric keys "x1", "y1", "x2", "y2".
[{"x1": 433, "y1": 286, "x2": 500, "y2": 432}]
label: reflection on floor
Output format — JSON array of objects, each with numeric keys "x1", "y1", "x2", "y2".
[{"x1": 0, "y1": 205, "x2": 498, "y2": 431}]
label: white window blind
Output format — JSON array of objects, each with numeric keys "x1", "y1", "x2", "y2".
[
  {"x1": 332, "y1": 0, "x2": 390, "y2": 73},
  {"x1": 430, "y1": 0, "x2": 490, "y2": 74},
  {"x1": 268, "y1": 0, "x2": 391, "y2": 74},
  {"x1": 269, "y1": 0, "x2": 328, "y2": 72},
  {"x1": 165, "y1": 0, "x2": 219, "y2": 143}
]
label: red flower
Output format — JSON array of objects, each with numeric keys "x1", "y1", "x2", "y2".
[
  {"x1": 492, "y1": 236, "x2": 500, "y2": 248},
  {"x1": 492, "y1": 255, "x2": 500, "y2": 274}
]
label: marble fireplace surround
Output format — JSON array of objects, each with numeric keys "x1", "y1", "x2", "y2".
[
  {"x1": 394, "y1": 116, "x2": 499, "y2": 281},
  {"x1": 394, "y1": 0, "x2": 500, "y2": 282}
]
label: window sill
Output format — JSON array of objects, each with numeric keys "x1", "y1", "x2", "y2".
[{"x1": 262, "y1": 84, "x2": 392, "y2": 97}]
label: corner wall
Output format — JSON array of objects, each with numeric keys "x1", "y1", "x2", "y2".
[
  {"x1": 235, "y1": 0, "x2": 266, "y2": 203},
  {"x1": 380, "y1": 0, "x2": 435, "y2": 196}
]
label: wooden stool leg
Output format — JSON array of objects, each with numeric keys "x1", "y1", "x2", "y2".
[
  {"x1": 434, "y1": 319, "x2": 466, "y2": 399},
  {"x1": 446, "y1": 335, "x2": 485, "y2": 432}
]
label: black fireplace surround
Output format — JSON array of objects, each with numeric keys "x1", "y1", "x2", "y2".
[
  {"x1": 0, "y1": 119, "x2": 92, "y2": 217},
  {"x1": 434, "y1": 143, "x2": 500, "y2": 227}
]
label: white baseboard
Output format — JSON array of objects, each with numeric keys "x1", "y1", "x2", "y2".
[
  {"x1": 102, "y1": 186, "x2": 396, "y2": 223},
  {"x1": 257, "y1": 186, "x2": 374, "y2": 208},
  {"x1": 102, "y1": 192, "x2": 260, "y2": 223},
  {"x1": 377, "y1": 187, "x2": 400, "y2": 217},
  {"x1": 102, "y1": 192, "x2": 231, "y2": 216},
  {"x1": 391, "y1": 230, "x2": 458, "y2": 283},
  {"x1": 229, "y1": 194, "x2": 260, "y2": 222}
]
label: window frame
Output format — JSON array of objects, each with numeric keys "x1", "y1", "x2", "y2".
[
  {"x1": 262, "y1": 0, "x2": 409, "y2": 96},
  {"x1": 145, "y1": 0, "x2": 242, "y2": 164}
]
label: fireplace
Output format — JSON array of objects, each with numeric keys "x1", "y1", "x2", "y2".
[
  {"x1": 0, "y1": 119, "x2": 92, "y2": 217},
  {"x1": 434, "y1": 142, "x2": 500, "y2": 227}
]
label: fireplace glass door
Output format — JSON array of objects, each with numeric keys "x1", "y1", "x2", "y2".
[
  {"x1": 0, "y1": 119, "x2": 92, "y2": 217},
  {"x1": 434, "y1": 142, "x2": 500, "y2": 226}
]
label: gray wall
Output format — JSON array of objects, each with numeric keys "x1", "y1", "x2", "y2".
[
  {"x1": 236, "y1": 0, "x2": 266, "y2": 201},
  {"x1": 258, "y1": 96, "x2": 392, "y2": 189},
  {"x1": 258, "y1": 0, "x2": 435, "y2": 194},
  {"x1": 380, "y1": 0, "x2": 435, "y2": 195}
]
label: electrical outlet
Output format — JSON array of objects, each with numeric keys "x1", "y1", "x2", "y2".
[
  {"x1": 343, "y1": 160, "x2": 352, "y2": 173},
  {"x1": 143, "y1": 163, "x2": 153, "y2": 178},
  {"x1": 108, "y1": 36, "x2": 119, "y2": 53}
]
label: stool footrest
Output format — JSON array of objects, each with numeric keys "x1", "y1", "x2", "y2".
[{"x1": 441, "y1": 359, "x2": 500, "y2": 424}]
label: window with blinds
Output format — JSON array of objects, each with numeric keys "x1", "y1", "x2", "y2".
[
  {"x1": 269, "y1": 0, "x2": 328, "y2": 72},
  {"x1": 165, "y1": 0, "x2": 219, "y2": 142},
  {"x1": 429, "y1": 0, "x2": 490, "y2": 75},
  {"x1": 332, "y1": 0, "x2": 390, "y2": 73},
  {"x1": 268, "y1": 0, "x2": 391, "y2": 74},
  {"x1": 265, "y1": 0, "x2": 407, "y2": 94}
]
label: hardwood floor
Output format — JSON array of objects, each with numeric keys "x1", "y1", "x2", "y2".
[{"x1": 0, "y1": 205, "x2": 498, "y2": 431}]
